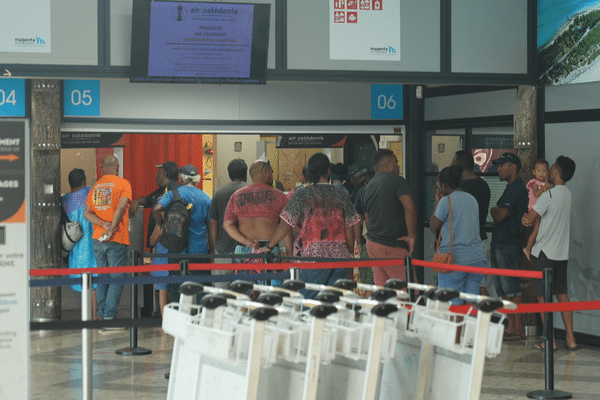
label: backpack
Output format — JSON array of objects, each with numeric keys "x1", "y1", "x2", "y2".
[{"x1": 159, "y1": 187, "x2": 192, "y2": 253}]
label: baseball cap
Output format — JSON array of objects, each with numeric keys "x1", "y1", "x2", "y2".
[
  {"x1": 347, "y1": 163, "x2": 367, "y2": 179},
  {"x1": 180, "y1": 164, "x2": 198, "y2": 176},
  {"x1": 492, "y1": 152, "x2": 521, "y2": 170},
  {"x1": 156, "y1": 161, "x2": 179, "y2": 177}
]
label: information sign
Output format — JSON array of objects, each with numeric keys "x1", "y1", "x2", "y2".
[
  {"x1": 0, "y1": 79, "x2": 26, "y2": 117},
  {"x1": 371, "y1": 84, "x2": 403, "y2": 119},
  {"x1": 0, "y1": 120, "x2": 29, "y2": 400},
  {"x1": 63, "y1": 80, "x2": 100, "y2": 116}
]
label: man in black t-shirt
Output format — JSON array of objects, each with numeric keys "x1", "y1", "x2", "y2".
[
  {"x1": 453, "y1": 150, "x2": 491, "y2": 241},
  {"x1": 129, "y1": 161, "x2": 180, "y2": 250}
]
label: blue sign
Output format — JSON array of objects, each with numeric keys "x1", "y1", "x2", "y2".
[
  {"x1": 371, "y1": 84, "x2": 403, "y2": 120},
  {"x1": 0, "y1": 79, "x2": 26, "y2": 117},
  {"x1": 63, "y1": 80, "x2": 100, "y2": 116}
]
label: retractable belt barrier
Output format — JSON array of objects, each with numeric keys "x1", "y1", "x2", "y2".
[
  {"x1": 28, "y1": 251, "x2": 599, "y2": 400},
  {"x1": 28, "y1": 253, "x2": 597, "y2": 317}
]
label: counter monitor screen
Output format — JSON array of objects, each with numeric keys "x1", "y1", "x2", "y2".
[{"x1": 130, "y1": 0, "x2": 270, "y2": 84}]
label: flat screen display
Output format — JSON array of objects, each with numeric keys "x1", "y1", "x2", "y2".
[{"x1": 130, "y1": 0, "x2": 270, "y2": 84}]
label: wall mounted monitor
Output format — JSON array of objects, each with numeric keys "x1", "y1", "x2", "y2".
[{"x1": 130, "y1": 0, "x2": 271, "y2": 84}]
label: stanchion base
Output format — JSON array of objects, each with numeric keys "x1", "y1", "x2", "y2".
[
  {"x1": 115, "y1": 347, "x2": 152, "y2": 356},
  {"x1": 527, "y1": 389, "x2": 572, "y2": 399}
]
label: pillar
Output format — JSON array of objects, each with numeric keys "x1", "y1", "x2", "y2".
[
  {"x1": 514, "y1": 85, "x2": 538, "y2": 331},
  {"x1": 30, "y1": 79, "x2": 62, "y2": 321}
]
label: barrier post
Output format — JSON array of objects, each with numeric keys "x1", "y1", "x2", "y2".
[
  {"x1": 526, "y1": 268, "x2": 572, "y2": 399},
  {"x1": 116, "y1": 250, "x2": 152, "y2": 356},
  {"x1": 405, "y1": 256, "x2": 416, "y2": 303},
  {"x1": 290, "y1": 267, "x2": 301, "y2": 281},
  {"x1": 180, "y1": 259, "x2": 189, "y2": 277},
  {"x1": 81, "y1": 272, "x2": 93, "y2": 400}
]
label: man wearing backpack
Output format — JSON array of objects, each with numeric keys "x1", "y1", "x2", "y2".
[{"x1": 152, "y1": 164, "x2": 212, "y2": 314}]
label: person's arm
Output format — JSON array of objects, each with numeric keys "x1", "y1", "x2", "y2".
[
  {"x1": 84, "y1": 205, "x2": 111, "y2": 232},
  {"x1": 208, "y1": 219, "x2": 219, "y2": 254},
  {"x1": 103, "y1": 196, "x2": 131, "y2": 241},
  {"x1": 223, "y1": 219, "x2": 259, "y2": 249},
  {"x1": 283, "y1": 231, "x2": 294, "y2": 259},
  {"x1": 522, "y1": 209, "x2": 540, "y2": 227},
  {"x1": 345, "y1": 225, "x2": 355, "y2": 254},
  {"x1": 490, "y1": 206, "x2": 510, "y2": 223},
  {"x1": 399, "y1": 194, "x2": 417, "y2": 255},
  {"x1": 429, "y1": 189, "x2": 444, "y2": 234},
  {"x1": 206, "y1": 219, "x2": 215, "y2": 255},
  {"x1": 353, "y1": 222, "x2": 363, "y2": 245},
  {"x1": 129, "y1": 196, "x2": 149, "y2": 217},
  {"x1": 152, "y1": 203, "x2": 165, "y2": 227}
]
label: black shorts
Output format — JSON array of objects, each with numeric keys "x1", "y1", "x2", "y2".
[{"x1": 531, "y1": 250, "x2": 568, "y2": 297}]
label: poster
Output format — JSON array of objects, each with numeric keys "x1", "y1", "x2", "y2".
[
  {"x1": 330, "y1": 0, "x2": 400, "y2": 61},
  {"x1": 538, "y1": 1, "x2": 600, "y2": 85},
  {"x1": 0, "y1": 0, "x2": 51, "y2": 53},
  {"x1": 0, "y1": 120, "x2": 29, "y2": 400}
]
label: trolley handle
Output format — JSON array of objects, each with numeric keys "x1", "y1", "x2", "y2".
[{"x1": 178, "y1": 281, "x2": 205, "y2": 296}]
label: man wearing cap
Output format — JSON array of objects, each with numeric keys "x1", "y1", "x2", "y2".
[
  {"x1": 152, "y1": 164, "x2": 212, "y2": 314},
  {"x1": 490, "y1": 152, "x2": 528, "y2": 340},
  {"x1": 223, "y1": 160, "x2": 292, "y2": 271},
  {"x1": 208, "y1": 159, "x2": 248, "y2": 288},
  {"x1": 130, "y1": 161, "x2": 180, "y2": 251}
]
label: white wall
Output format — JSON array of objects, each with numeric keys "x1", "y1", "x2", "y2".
[
  {"x1": 425, "y1": 89, "x2": 517, "y2": 121},
  {"x1": 545, "y1": 122, "x2": 600, "y2": 336},
  {"x1": 215, "y1": 135, "x2": 260, "y2": 188}
]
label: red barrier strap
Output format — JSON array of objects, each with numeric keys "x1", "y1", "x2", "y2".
[
  {"x1": 188, "y1": 259, "x2": 405, "y2": 271},
  {"x1": 29, "y1": 264, "x2": 179, "y2": 276},
  {"x1": 412, "y1": 259, "x2": 543, "y2": 280},
  {"x1": 448, "y1": 300, "x2": 600, "y2": 315}
]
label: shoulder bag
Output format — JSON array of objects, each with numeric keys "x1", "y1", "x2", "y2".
[{"x1": 432, "y1": 196, "x2": 454, "y2": 274}]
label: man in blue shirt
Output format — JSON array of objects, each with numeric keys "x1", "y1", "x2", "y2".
[{"x1": 490, "y1": 152, "x2": 528, "y2": 340}]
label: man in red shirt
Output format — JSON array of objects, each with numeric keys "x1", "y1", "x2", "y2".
[{"x1": 223, "y1": 160, "x2": 292, "y2": 259}]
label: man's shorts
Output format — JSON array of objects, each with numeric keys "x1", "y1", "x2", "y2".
[{"x1": 531, "y1": 250, "x2": 568, "y2": 297}]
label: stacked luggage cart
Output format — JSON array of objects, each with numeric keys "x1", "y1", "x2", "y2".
[{"x1": 162, "y1": 278, "x2": 515, "y2": 400}]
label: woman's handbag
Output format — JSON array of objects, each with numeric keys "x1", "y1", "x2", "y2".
[
  {"x1": 61, "y1": 220, "x2": 83, "y2": 258},
  {"x1": 432, "y1": 196, "x2": 454, "y2": 274}
]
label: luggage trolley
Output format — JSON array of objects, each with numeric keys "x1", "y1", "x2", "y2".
[
  {"x1": 251, "y1": 280, "x2": 404, "y2": 400},
  {"x1": 376, "y1": 282, "x2": 515, "y2": 400},
  {"x1": 163, "y1": 282, "x2": 280, "y2": 400}
]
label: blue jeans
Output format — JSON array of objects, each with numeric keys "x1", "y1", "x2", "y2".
[
  {"x1": 437, "y1": 260, "x2": 486, "y2": 305},
  {"x1": 93, "y1": 240, "x2": 128, "y2": 319},
  {"x1": 490, "y1": 242, "x2": 522, "y2": 298},
  {"x1": 300, "y1": 268, "x2": 350, "y2": 300}
]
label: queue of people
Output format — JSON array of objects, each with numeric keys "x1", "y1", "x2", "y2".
[{"x1": 63, "y1": 149, "x2": 578, "y2": 349}]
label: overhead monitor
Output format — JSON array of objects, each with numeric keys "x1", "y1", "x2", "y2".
[{"x1": 130, "y1": 0, "x2": 271, "y2": 84}]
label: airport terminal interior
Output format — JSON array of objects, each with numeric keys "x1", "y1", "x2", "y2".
[{"x1": 4, "y1": 0, "x2": 600, "y2": 399}]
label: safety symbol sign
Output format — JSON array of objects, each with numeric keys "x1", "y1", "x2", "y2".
[{"x1": 330, "y1": 0, "x2": 399, "y2": 61}]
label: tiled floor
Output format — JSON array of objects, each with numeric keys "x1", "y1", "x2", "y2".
[{"x1": 30, "y1": 328, "x2": 600, "y2": 400}]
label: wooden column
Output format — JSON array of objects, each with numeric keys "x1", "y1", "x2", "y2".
[
  {"x1": 30, "y1": 79, "x2": 62, "y2": 321},
  {"x1": 514, "y1": 85, "x2": 538, "y2": 178},
  {"x1": 514, "y1": 85, "x2": 538, "y2": 329}
]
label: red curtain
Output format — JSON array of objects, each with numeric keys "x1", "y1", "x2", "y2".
[{"x1": 121, "y1": 133, "x2": 204, "y2": 250}]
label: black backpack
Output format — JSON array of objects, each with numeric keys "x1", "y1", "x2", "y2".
[{"x1": 159, "y1": 187, "x2": 192, "y2": 253}]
